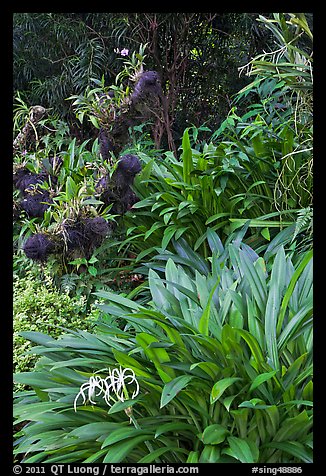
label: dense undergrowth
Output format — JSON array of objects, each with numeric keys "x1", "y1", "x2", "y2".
[{"x1": 13, "y1": 14, "x2": 313, "y2": 464}]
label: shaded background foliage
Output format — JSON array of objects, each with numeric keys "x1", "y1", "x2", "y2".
[{"x1": 13, "y1": 12, "x2": 275, "y2": 149}]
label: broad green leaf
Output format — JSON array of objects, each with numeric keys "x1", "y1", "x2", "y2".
[
  {"x1": 282, "y1": 353, "x2": 307, "y2": 388},
  {"x1": 234, "y1": 328, "x2": 265, "y2": 365},
  {"x1": 161, "y1": 225, "x2": 178, "y2": 249},
  {"x1": 43, "y1": 450, "x2": 92, "y2": 463},
  {"x1": 136, "y1": 332, "x2": 175, "y2": 382},
  {"x1": 199, "y1": 445, "x2": 221, "y2": 463},
  {"x1": 24, "y1": 454, "x2": 52, "y2": 464},
  {"x1": 175, "y1": 226, "x2": 190, "y2": 240},
  {"x1": 261, "y1": 227, "x2": 270, "y2": 241},
  {"x1": 88, "y1": 265, "x2": 97, "y2": 277},
  {"x1": 277, "y1": 303, "x2": 313, "y2": 352},
  {"x1": 164, "y1": 257, "x2": 179, "y2": 292},
  {"x1": 205, "y1": 213, "x2": 230, "y2": 226},
  {"x1": 83, "y1": 449, "x2": 110, "y2": 463},
  {"x1": 239, "y1": 398, "x2": 272, "y2": 410},
  {"x1": 277, "y1": 250, "x2": 313, "y2": 334},
  {"x1": 138, "y1": 446, "x2": 189, "y2": 463},
  {"x1": 264, "y1": 283, "x2": 280, "y2": 370},
  {"x1": 264, "y1": 223, "x2": 296, "y2": 261},
  {"x1": 65, "y1": 176, "x2": 78, "y2": 199},
  {"x1": 202, "y1": 424, "x2": 228, "y2": 445},
  {"x1": 181, "y1": 128, "x2": 193, "y2": 184},
  {"x1": 249, "y1": 370, "x2": 278, "y2": 391},
  {"x1": 89, "y1": 115, "x2": 99, "y2": 128},
  {"x1": 198, "y1": 278, "x2": 220, "y2": 336},
  {"x1": 264, "y1": 441, "x2": 312, "y2": 463},
  {"x1": 69, "y1": 422, "x2": 123, "y2": 442},
  {"x1": 107, "y1": 397, "x2": 142, "y2": 415},
  {"x1": 13, "y1": 402, "x2": 69, "y2": 425},
  {"x1": 246, "y1": 295, "x2": 265, "y2": 349},
  {"x1": 154, "y1": 422, "x2": 196, "y2": 438},
  {"x1": 222, "y1": 394, "x2": 237, "y2": 411},
  {"x1": 190, "y1": 362, "x2": 220, "y2": 380},
  {"x1": 226, "y1": 436, "x2": 258, "y2": 463},
  {"x1": 101, "y1": 427, "x2": 152, "y2": 448},
  {"x1": 81, "y1": 198, "x2": 104, "y2": 206},
  {"x1": 13, "y1": 372, "x2": 58, "y2": 390},
  {"x1": 144, "y1": 222, "x2": 165, "y2": 240},
  {"x1": 186, "y1": 451, "x2": 199, "y2": 463},
  {"x1": 148, "y1": 268, "x2": 181, "y2": 314},
  {"x1": 162, "y1": 278, "x2": 199, "y2": 304},
  {"x1": 302, "y1": 380, "x2": 313, "y2": 401},
  {"x1": 94, "y1": 290, "x2": 140, "y2": 311},
  {"x1": 103, "y1": 435, "x2": 154, "y2": 463},
  {"x1": 237, "y1": 247, "x2": 267, "y2": 314},
  {"x1": 278, "y1": 400, "x2": 312, "y2": 408},
  {"x1": 230, "y1": 408, "x2": 249, "y2": 439},
  {"x1": 18, "y1": 331, "x2": 57, "y2": 346},
  {"x1": 172, "y1": 238, "x2": 210, "y2": 275},
  {"x1": 49, "y1": 357, "x2": 105, "y2": 370},
  {"x1": 68, "y1": 137, "x2": 76, "y2": 169},
  {"x1": 210, "y1": 377, "x2": 241, "y2": 404},
  {"x1": 273, "y1": 410, "x2": 312, "y2": 442},
  {"x1": 160, "y1": 375, "x2": 193, "y2": 408}
]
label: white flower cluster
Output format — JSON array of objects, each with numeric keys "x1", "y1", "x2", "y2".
[
  {"x1": 74, "y1": 366, "x2": 139, "y2": 412},
  {"x1": 114, "y1": 47, "x2": 129, "y2": 56}
]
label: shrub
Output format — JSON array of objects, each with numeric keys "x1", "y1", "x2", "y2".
[
  {"x1": 14, "y1": 229, "x2": 312, "y2": 463},
  {"x1": 13, "y1": 270, "x2": 98, "y2": 387},
  {"x1": 119, "y1": 13, "x2": 313, "y2": 260},
  {"x1": 121, "y1": 118, "x2": 311, "y2": 260}
]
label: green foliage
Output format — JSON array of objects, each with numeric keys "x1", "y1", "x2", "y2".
[
  {"x1": 13, "y1": 130, "x2": 109, "y2": 250},
  {"x1": 13, "y1": 13, "x2": 272, "y2": 143},
  {"x1": 241, "y1": 14, "x2": 313, "y2": 95},
  {"x1": 236, "y1": 13, "x2": 313, "y2": 215},
  {"x1": 118, "y1": 14, "x2": 313, "y2": 260},
  {"x1": 121, "y1": 114, "x2": 311, "y2": 259},
  {"x1": 13, "y1": 130, "x2": 144, "y2": 305},
  {"x1": 13, "y1": 13, "x2": 113, "y2": 116},
  {"x1": 13, "y1": 270, "x2": 98, "y2": 389},
  {"x1": 68, "y1": 43, "x2": 147, "y2": 133},
  {"x1": 14, "y1": 229, "x2": 312, "y2": 463},
  {"x1": 12, "y1": 14, "x2": 313, "y2": 465}
]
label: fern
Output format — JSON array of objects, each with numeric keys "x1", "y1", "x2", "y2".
[
  {"x1": 292, "y1": 206, "x2": 313, "y2": 243},
  {"x1": 60, "y1": 273, "x2": 79, "y2": 294}
]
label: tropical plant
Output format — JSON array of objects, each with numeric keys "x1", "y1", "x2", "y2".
[
  {"x1": 239, "y1": 14, "x2": 313, "y2": 97},
  {"x1": 14, "y1": 228, "x2": 312, "y2": 463},
  {"x1": 68, "y1": 43, "x2": 148, "y2": 133},
  {"x1": 236, "y1": 13, "x2": 313, "y2": 216},
  {"x1": 13, "y1": 13, "x2": 274, "y2": 147},
  {"x1": 13, "y1": 269, "x2": 98, "y2": 390},
  {"x1": 13, "y1": 13, "x2": 113, "y2": 117},
  {"x1": 120, "y1": 114, "x2": 311, "y2": 261},
  {"x1": 13, "y1": 130, "x2": 146, "y2": 305}
]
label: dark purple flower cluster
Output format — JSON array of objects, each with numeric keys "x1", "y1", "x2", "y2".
[
  {"x1": 63, "y1": 217, "x2": 111, "y2": 254},
  {"x1": 23, "y1": 216, "x2": 112, "y2": 263},
  {"x1": 17, "y1": 153, "x2": 139, "y2": 264},
  {"x1": 20, "y1": 192, "x2": 51, "y2": 217},
  {"x1": 23, "y1": 233, "x2": 55, "y2": 261},
  {"x1": 96, "y1": 154, "x2": 141, "y2": 215},
  {"x1": 13, "y1": 157, "x2": 62, "y2": 218},
  {"x1": 98, "y1": 70, "x2": 162, "y2": 158}
]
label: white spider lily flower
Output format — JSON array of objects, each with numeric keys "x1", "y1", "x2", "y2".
[
  {"x1": 104, "y1": 366, "x2": 140, "y2": 405},
  {"x1": 73, "y1": 375, "x2": 108, "y2": 412},
  {"x1": 74, "y1": 367, "x2": 139, "y2": 411}
]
